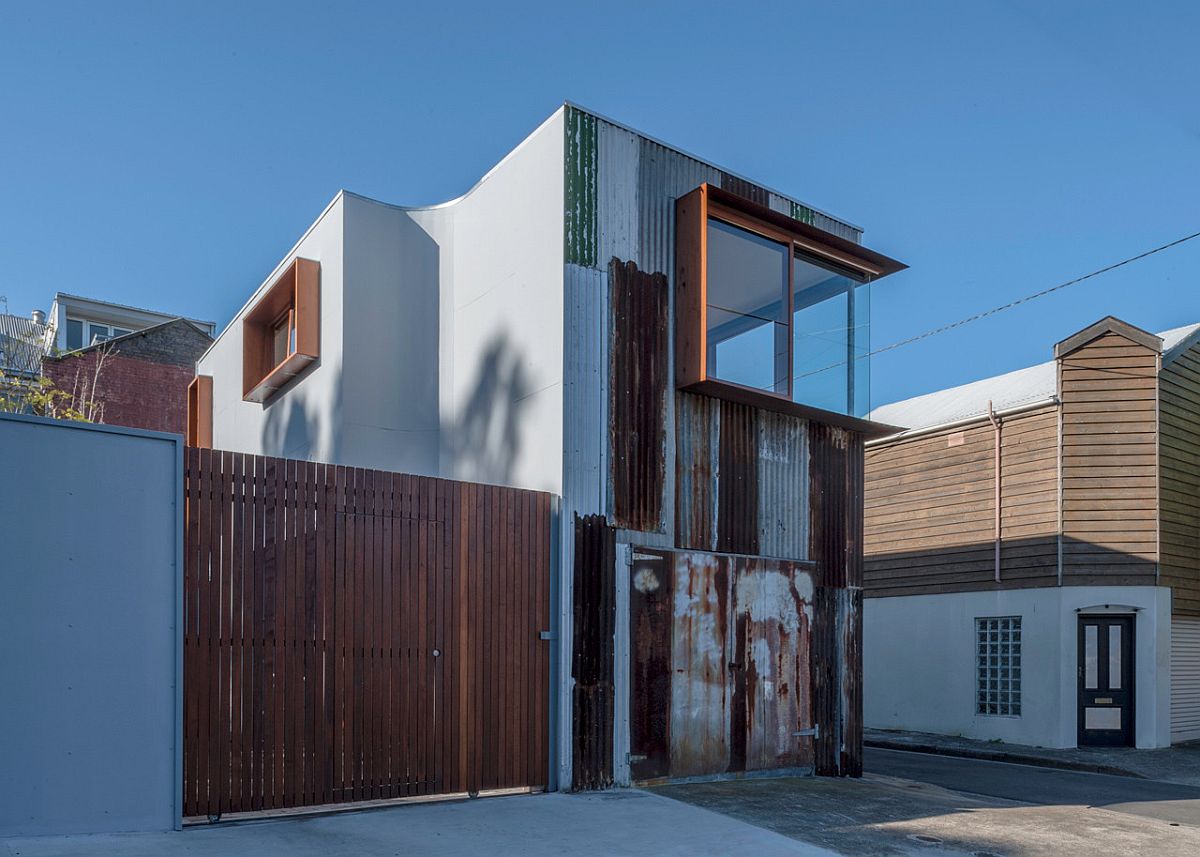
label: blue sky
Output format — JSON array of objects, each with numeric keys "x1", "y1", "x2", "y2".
[{"x1": 1, "y1": 1, "x2": 1197, "y2": 408}]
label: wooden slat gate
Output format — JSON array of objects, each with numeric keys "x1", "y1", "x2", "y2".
[{"x1": 183, "y1": 449, "x2": 553, "y2": 818}]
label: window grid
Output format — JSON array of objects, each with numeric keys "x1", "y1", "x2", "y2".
[{"x1": 976, "y1": 616, "x2": 1021, "y2": 716}]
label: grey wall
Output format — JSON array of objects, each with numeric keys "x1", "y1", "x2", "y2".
[{"x1": 0, "y1": 414, "x2": 181, "y2": 836}]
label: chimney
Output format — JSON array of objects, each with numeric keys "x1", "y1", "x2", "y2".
[{"x1": 31, "y1": 309, "x2": 46, "y2": 326}]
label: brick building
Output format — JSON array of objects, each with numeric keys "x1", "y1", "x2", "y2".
[{"x1": 42, "y1": 318, "x2": 213, "y2": 435}]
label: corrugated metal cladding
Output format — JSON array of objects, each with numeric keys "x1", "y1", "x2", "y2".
[
  {"x1": 809, "y1": 424, "x2": 863, "y2": 589},
  {"x1": 563, "y1": 104, "x2": 866, "y2": 783},
  {"x1": 675, "y1": 392, "x2": 810, "y2": 561},
  {"x1": 628, "y1": 550, "x2": 816, "y2": 782},
  {"x1": 610, "y1": 259, "x2": 668, "y2": 532},
  {"x1": 572, "y1": 514, "x2": 616, "y2": 790},
  {"x1": 808, "y1": 423, "x2": 864, "y2": 776},
  {"x1": 565, "y1": 104, "x2": 863, "y2": 273}
]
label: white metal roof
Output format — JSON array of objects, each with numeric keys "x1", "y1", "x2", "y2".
[{"x1": 870, "y1": 322, "x2": 1200, "y2": 431}]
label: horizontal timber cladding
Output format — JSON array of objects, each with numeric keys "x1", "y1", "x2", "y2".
[
  {"x1": 864, "y1": 406, "x2": 1060, "y2": 597},
  {"x1": 628, "y1": 550, "x2": 816, "y2": 782},
  {"x1": 1160, "y1": 342, "x2": 1200, "y2": 616},
  {"x1": 1060, "y1": 331, "x2": 1159, "y2": 583},
  {"x1": 675, "y1": 391, "x2": 809, "y2": 560},
  {"x1": 183, "y1": 448, "x2": 552, "y2": 819},
  {"x1": 572, "y1": 514, "x2": 616, "y2": 790},
  {"x1": 609, "y1": 259, "x2": 669, "y2": 532}
]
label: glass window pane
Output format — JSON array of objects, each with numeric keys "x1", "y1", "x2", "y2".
[
  {"x1": 852, "y1": 281, "x2": 871, "y2": 417},
  {"x1": 66, "y1": 319, "x2": 83, "y2": 351},
  {"x1": 112, "y1": 327, "x2": 132, "y2": 338},
  {"x1": 271, "y1": 313, "x2": 291, "y2": 366},
  {"x1": 1084, "y1": 625, "x2": 1098, "y2": 689},
  {"x1": 1085, "y1": 707, "x2": 1121, "y2": 730},
  {"x1": 706, "y1": 218, "x2": 789, "y2": 393},
  {"x1": 1109, "y1": 625, "x2": 1122, "y2": 690},
  {"x1": 792, "y1": 254, "x2": 857, "y2": 414},
  {"x1": 88, "y1": 323, "x2": 110, "y2": 345}
]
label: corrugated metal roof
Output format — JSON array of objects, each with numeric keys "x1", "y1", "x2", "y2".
[
  {"x1": 0, "y1": 313, "x2": 48, "y2": 376},
  {"x1": 870, "y1": 322, "x2": 1200, "y2": 431}
]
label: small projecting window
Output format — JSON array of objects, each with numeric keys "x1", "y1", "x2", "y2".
[
  {"x1": 242, "y1": 257, "x2": 320, "y2": 403},
  {"x1": 976, "y1": 616, "x2": 1022, "y2": 716}
]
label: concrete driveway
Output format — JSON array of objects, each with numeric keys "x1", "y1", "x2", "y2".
[
  {"x1": 1, "y1": 790, "x2": 835, "y2": 857},
  {"x1": 655, "y1": 748, "x2": 1200, "y2": 856}
]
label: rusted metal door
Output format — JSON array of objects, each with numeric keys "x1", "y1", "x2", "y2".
[{"x1": 629, "y1": 549, "x2": 815, "y2": 782}]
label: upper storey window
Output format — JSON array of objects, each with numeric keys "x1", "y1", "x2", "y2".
[
  {"x1": 242, "y1": 257, "x2": 320, "y2": 403},
  {"x1": 677, "y1": 184, "x2": 904, "y2": 420}
]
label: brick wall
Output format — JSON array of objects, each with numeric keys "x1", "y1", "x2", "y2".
[
  {"x1": 43, "y1": 351, "x2": 194, "y2": 435},
  {"x1": 41, "y1": 319, "x2": 213, "y2": 436}
]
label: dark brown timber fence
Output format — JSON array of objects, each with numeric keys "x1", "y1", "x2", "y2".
[{"x1": 183, "y1": 448, "x2": 554, "y2": 818}]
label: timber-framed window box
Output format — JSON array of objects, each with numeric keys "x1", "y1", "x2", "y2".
[
  {"x1": 242, "y1": 258, "x2": 320, "y2": 403},
  {"x1": 675, "y1": 183, "x2": 905, "y2": 426}
]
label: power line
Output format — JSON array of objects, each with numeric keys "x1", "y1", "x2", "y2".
[{"x1": 794, "y1": 228, "x2": 1200, "y2": 380}]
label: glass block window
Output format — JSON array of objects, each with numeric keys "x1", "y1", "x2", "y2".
[{"x1": 976, "y1": 616, "x2": 1021, "y2": 716}]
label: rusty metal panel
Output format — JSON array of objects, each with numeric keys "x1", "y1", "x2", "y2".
[
  {"x1": 736, "y1": 559, "x2": 816, "y2": 771},
  {"x1": 572, "y1": 514, "x2": 616, "y2": 790},
  {"x1": 840, "y1": 586, "x2": 863, "y2": 777},
  {"x1": 811, "y1": 585, "x2": 839, "y2": 776},
  {"x1": 717, "y1": 400, "x2": 759, "y2": 555},
  {"x1": 629, "y1": 549, "x2": 816, "y2": 782},
  {"x1": 757, "y1": 410, "x2": 809, "y2": 561},
  {"x1": 610, "y1": 259, "x2": 668, "y2": 532},
  {"x1": 675, "y1": 391, "x2": 718, "y2": 551},
  {"x1": 809, "y1": 423, "x2": 849, "y2": 588},
  {"x1": 668, "y1": 551, "x2": 733, "y2": 778},
  {"x1": 629, "y1": 550, "x2": 673, "y2": 781}
]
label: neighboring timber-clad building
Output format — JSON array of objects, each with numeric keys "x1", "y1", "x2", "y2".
[
  {"x1": 864, "y1": 316, "x2": 1200, "y2": 748},
  {"x1": 188, "y1": 102, "x2": 907, "y2": 795}
]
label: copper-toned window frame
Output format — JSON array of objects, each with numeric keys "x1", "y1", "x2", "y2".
[
  {"x1": 187, "y1": 374, "x2": 213, "y2": 448},
  {"x1": 675, "y1": 183, "x2": 906, "y2": 428},
  {"x1": 242, "y1": 258, "x2": 320, "y2": 403}
]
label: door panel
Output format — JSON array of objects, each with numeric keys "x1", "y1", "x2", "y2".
[
  {"x1": 630, "y1": 549, "x2": 815, "y2": 782},
  {"x1": 1078, "y1": 616, "x2": 1134, "y2": 747}
]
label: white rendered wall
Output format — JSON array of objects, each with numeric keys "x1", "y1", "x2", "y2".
[
  {"x1": 0, "y1": 415, "x2": 181, "y2": 836},
  {"x1": 200, "y1": 113, "x2": 564, "y2": 496},
  {"x1": 197, "y1": 194, "x2": 346, "y2": 461},
  {"x1": 409, "y1": 109, "x2": 565, "y2": 494},
  {"x1": 864, "y1": 586, "x2": 1172, "y2": 749}
]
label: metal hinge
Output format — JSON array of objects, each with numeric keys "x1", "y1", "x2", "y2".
[
  {"x1": 792, "y1": 726, "x2": 820, "y2": 739},
  {"x1": 626, "y1": 753, "x2": 647, "y2": 763},
  {"x1": 538, "y1": 630, "x2": 555, "y2": 641}
]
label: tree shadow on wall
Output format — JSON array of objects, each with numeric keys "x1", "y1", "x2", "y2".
[
  {"x1": 444, "y1": 333, "x2": 533, "y2": 487},
  {"x1": 260, "y1": 369, "x2": 341, "y2": 464}
]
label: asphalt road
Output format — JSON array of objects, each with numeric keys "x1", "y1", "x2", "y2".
[
  {"x1": 656, "y1": 749, "x2": 1200, "y2": 855},
  {"x1": 866, "y1": 747, "x2": 1200, "y2": 827}
]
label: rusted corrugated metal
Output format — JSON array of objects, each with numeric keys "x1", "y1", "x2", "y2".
[
  {"x1": 809, "y1": 424, "x2": 865, "y2": 777},
  {"x1": 809, "y1": 423, "x2": 849, "y2": 588},
  {"x1": 717, "y1": 400, "x2": 759, "y2": 555},
  {"x1": 629, "y1": 551, "x2": 673, "y2": 781},
  {"x1": 669, "y1": 551, "x2": 733, "y2": 778},
  {"x1": 677, "y1": 399, "x2": 809, "y2": 561},
  {"x1": 675, "y1": 391, "x2": 718, "y2": 551},
  {"x1": 610, "y1": 258, "x2": 668, "y2": 532},
  {"x1": 629, "y1": 549, "x2": 815, "y2": 782},
  {"x1": 572, "y1": 514, "x2": 616, "y2": 790},
  {"x1": 738, "y1": 557, "x2": 816, "y2": 771}
]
